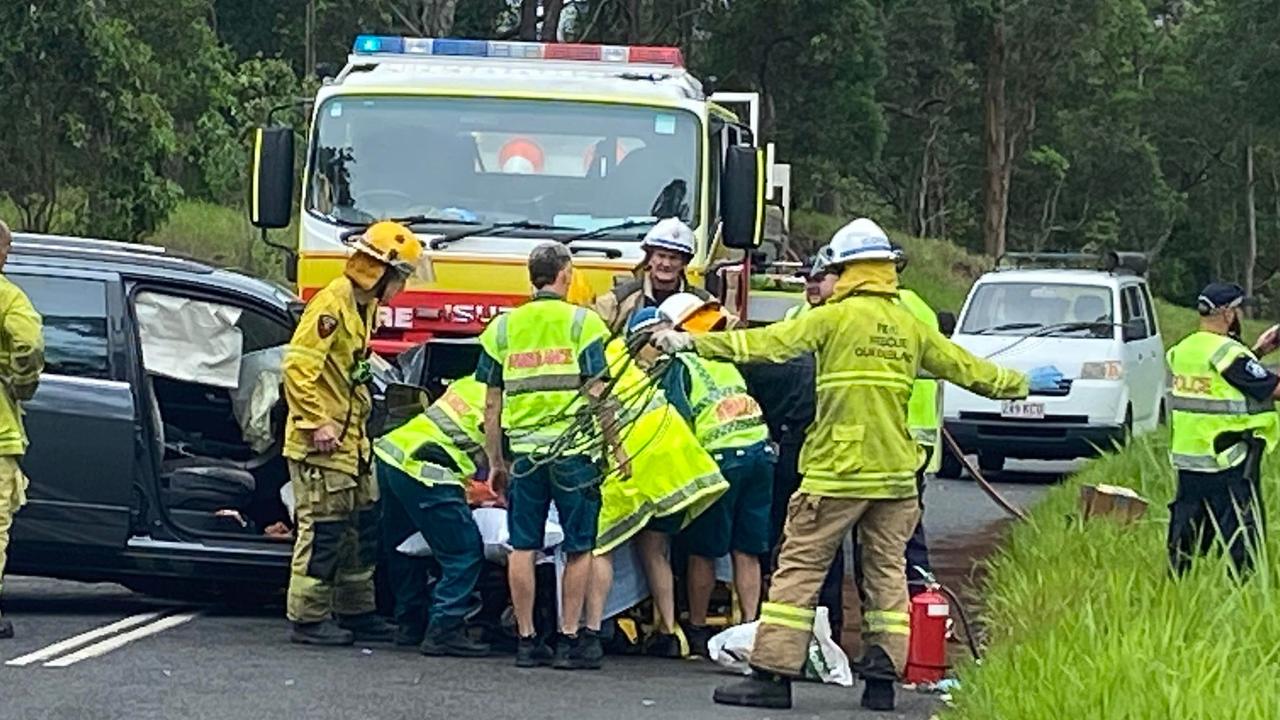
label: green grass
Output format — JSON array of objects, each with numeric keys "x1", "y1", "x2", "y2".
[
  {"x1": 946, "y1": 433, "x2": 1280, "y2": 718},
  {"x1": 145, "y1": 201, "x2": 292, "y2": 283}
]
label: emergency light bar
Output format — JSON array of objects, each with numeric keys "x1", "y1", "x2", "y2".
[{"x1": 352, "y1": 35, "x2": 685, "y2": 68}]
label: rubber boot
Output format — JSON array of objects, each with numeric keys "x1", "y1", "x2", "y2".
[
  {"x1": 290, "y1": 619, "x2": 355, "y2": 646},
  {"x1": 713, "y1": 668, "x2": 793, "y2": 709},
  {"x1": 337, "y1": 612, "x2": 397, "y2": 643},
  {"x1": 861, "y1": 679, "x2": 896, "y2": 712},
  {"x1": 0, "y1": 617, "x2": 13, "y2": 640},
  {"x1": 515, "y1": 635, "x2": 553, "y2": 668},
  {"x1": 420, "y1": 623, "x2": 490, "y2": 658}
]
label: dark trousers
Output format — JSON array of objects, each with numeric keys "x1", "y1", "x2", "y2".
[
  {"x1": 1168, "y1": 443, "x2": 1264, "y2": 577},
  {"x1": 854, "y1": 448, "x2": 934, "y2": 598},
  {"x1": 769, "y1": 439, "x2": 844, "y2": 641},
  {"x1": 377, "y1": 463, "x2": 485, "y2": 635}
]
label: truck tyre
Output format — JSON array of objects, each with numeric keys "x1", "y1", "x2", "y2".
[
  {"x1": 977, "y1": 451, "x2": 1005, "y2": 474},
  {"x1": 938, "y1": 447, "x2": 963, "y2": 479}
]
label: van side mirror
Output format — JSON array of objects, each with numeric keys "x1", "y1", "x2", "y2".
[
  {"x1": 250, "y1": 127, "x2": 295, "y2": 230},
  {"x1": 937, "y1": 311, "x2": 957, "y2": 338},
  {"x1": 720, "y1": 146, "x2": 764, "y2": 250},
  {"x1": 1122, "y1": 318, "x2": 1146, "y2": 342}
]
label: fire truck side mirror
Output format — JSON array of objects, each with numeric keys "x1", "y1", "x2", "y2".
[
  {"x1": 720, "y1": 145, "x2": 764, "y2": 250},
  {"x1": 250, "y1": 126, "x2": 294, "y2": 230}
]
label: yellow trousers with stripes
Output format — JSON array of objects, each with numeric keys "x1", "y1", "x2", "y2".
[{"x1": 754, "y1": 493, "x2": 919, "y2": 677}]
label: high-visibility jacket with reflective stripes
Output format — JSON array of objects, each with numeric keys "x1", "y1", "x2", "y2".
[
  {"x1": 675, "y1": 354, "x2": 770, "y2": 451},
  {"x1": 374, "y1": 377, "x2": 488, "y2": 486},
  {"x1": 478, "y1": 297, "x2": 609, "y2": 454},
  {"x1": 594, "y1": 339, "x2": 728, "y2": 553},
  {"x1": 899, "y1": 289, "x2": 941, "y2": 473},
  {"x1": 0, "y1": 276, "x2": 43, "y2": 456},
  {"x1": 783, "y1": 301, "x2": 811, "y2": 321},
  {"x1": 283, "y1": 276, "x2": 376, "y2": 475},
  {"x1": 1166, "y1": 331, "x2": 1279, "y2": 471},
  {"x1": 692, "y1": 290, "x2": 1027, "y2": 499}
]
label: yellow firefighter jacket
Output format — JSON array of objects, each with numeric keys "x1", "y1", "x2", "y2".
[
  {"x1": 283, "y1": 276, "x2": 377, "y2": 476},
  {"x1": 692, "y1": 262, "x2": 1028, "y2": 499},
  {"x1": 0, "y1": 276, "x2": 43, "y2": 456}
]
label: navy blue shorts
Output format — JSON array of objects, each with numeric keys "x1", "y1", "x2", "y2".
[
  {"x1": 682, "y1": 442, "x2": 775, "y2": 557},
  {"x1": 508, "y1": 454, "x2": 602, "y2": 555}
]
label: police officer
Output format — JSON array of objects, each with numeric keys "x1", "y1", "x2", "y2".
[
  {"x1": 0, "y1": 220, "x2": 43, "y2": 641},
  {"x1": 654, "y1": 218, "x2": 1051, "y2": 712},
  {"x1": 373, "y1": 377, "x2": 490, "y2": 656},
  {"x1": 653, "y1": 293, "x2": 775, "y2": 655},
  {"x1": 1166, "y1": 283, "x2": 1280, "y2": 576},
  {"x1": 593, "y1": 218, "x2": 713, "y2": 333},
  {"x1": 283, "y1": 220, "x2": 422, "y2": 646},
  {"x1": 476, "y1": 242, "x2": 623, "y2": 670}
]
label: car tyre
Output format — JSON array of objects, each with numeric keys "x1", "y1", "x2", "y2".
[{"x1": 977, "y1": 451, "x2": 1005, "y2": 474}]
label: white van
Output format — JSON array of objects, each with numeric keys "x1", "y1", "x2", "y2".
[{"x1": 940, "y1": 254, "x2": 1164, "y2": 476}]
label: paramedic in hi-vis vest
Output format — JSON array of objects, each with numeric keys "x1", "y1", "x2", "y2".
[
  {"x1": 1166, "y1": 282, "x2": 1280, "y2": 576},
  {"x1": 476, "y1": 242, "x2": 625, "y2": 671},
  {"x1": 373, "y1": 377, "x2": 490, "y2": 657},
  {"x1": 282, "y1": 221, "x2": 422, "y2": 647},
  {"x1": 0, "y1": 219, "x2": 43, "y2": 641},
  {"x1": 654, "y1": 218, "x2": 1051, "y2": 713}
]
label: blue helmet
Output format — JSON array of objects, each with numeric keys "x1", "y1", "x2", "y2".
[{"x1": 626, "y1": 306, "x2": 665, "y2": 337}]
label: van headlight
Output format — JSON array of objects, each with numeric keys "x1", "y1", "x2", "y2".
[{"x1": 1080, "y1": 361, "x2": 1123, "y2": 380}]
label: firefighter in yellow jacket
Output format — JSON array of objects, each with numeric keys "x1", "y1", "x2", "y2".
[
  {"x1": 0, "y1": 220, "x2": 43, "y2": 641},
  {"x1": 283, "y1": 221, "x2": 423, "y2": 646},
  {"x1": 654, "y1": 218, "x2": 1057, "y2": 712}
]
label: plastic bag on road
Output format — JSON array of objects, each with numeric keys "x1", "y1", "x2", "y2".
[{"x1": 707, "y1": 606, "x2": 853, "y2": 687}]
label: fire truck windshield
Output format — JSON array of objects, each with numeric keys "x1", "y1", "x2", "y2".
[{"x1": 307, "y1": 95, "x2": 700, "y2": 236}]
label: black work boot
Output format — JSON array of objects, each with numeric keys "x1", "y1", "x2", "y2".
[
  {"x1": 684, "y1": 623, "x2": 712, "y2": 657},
  {"x1": 552, "y1": 632, "x2": 580, "y2": 670},
  {"x1": 290, "y1": 619, "x2": 355, "y2": 646},
  {"x1": 855, "y1": 646, "x2": 898, "y2": 712},
  {"x1": 337, "y1": 612, "x2": 397, "y2": 643},
  {"x1": 713, "y1": 668, "x2": 793, "y2": 709},
  {"x1": 644, "y1": 631, "x2": 684, "y2": 659},
  {"x1": 0, "y1": 617, "x2": 13, "y2": 640},
  {"x1": 578, "y1": 629, "x2": 604, "y2": 670},
  {"x1": 394, "y1": 624, "x2": 426, "y2": 647},
  {"x1": 515, "y1": 635, "x2": 552, "y2": 668},
  {"x1": 861, "y1": 679, "x2": 896, "y2": 711},
  {"x1": 420, "y1": 623, "x2": 490, "y2": 658}
]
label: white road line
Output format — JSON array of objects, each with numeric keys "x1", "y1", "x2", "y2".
[
  {"x1": 42, "y1": 611, "x2": 200, "y2": 668},
  {"x1": 5, "y1": 611, "x2": 166, "y2": 667}
]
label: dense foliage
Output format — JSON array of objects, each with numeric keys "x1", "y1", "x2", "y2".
[{"x1": 2, "y1": 1, "x2": 1277, "y2": 309}]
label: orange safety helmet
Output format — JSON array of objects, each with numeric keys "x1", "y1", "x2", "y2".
[{"x1": 345, "y1": 220, "x2": 425, "y2": 291}]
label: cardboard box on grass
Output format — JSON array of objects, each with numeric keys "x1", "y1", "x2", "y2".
[{"x1": 1079, "y1": 483, "x2": 1148, "y2": 523}]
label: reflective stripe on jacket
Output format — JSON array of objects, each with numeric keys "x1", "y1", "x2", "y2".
[
  {"x1": 374, "y1": 377, "x2": 488, "y2": 485},
  {"x1": 478, "y1": 297, "x2": 609, "y2": 454},
  {"x1": 1166, "y1": 331, "x2": 1279, "y2": 471},
  {"x1": 692, "y1": 289, "x2": 1027, "y2": 499}
]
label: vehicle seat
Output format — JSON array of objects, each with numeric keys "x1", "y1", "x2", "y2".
[{"x1": 1072, "y1": 295, "x2": 1112, "y2": 337}]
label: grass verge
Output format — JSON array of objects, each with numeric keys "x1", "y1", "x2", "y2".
[{"x1": 946, "y1": 432, "x2": 1280, "y2": 718}]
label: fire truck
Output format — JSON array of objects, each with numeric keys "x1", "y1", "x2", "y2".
[{"x1": 249, "y1": 35, "x2": 793, "y2": 380}]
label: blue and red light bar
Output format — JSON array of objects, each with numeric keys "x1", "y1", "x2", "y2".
[{"x1": 352, "y1": 36, "x2": 684, "y2": 68}]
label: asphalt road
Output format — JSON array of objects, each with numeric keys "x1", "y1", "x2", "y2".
[{"x1": 0, "y1": 469, "x2": 1059, "y2": 720}]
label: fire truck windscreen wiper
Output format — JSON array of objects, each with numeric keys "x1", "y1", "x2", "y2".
[
  {"x1": 563, "y1": 219, "x2": 656, "y2": 244},
  {"x1": 429, "y1": 220, "x2": 581, "y2": 250}
]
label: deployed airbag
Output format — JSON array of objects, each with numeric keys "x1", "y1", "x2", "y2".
[{"x1": 136, "y1": 293, "x2": 244, "y2": 389}]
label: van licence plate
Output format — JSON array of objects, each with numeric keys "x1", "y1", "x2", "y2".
[{"x1": 1001, "y1": 400, "x2": 1045, "y2": 420}]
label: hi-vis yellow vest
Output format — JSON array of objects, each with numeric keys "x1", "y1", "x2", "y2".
[
  {"x1": 594, "y1": 339, "x2": 728, "y2": 554},
  {"x1": 899, "y1": 289, "x2": 941, "y2": 473},
  {"x1": 1167, "y1": 331, "x2": 1279, "y2": 471},
  {"x1": 374, "y1": 378, "x2": 488, "y2": 486},
  {"x1": 676, "y1": 355, "x2": 770, "y2": 451},
  {"x1": 478, "y1": 297, "x2": 610, "y2": 454}
]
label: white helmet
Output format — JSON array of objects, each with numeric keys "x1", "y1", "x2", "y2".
[
  {"x1": 642, "y1": 218, "x2": 696, "y2": 257},
  {"x1": 827, "y1": 218, "x2": 896, "y2": 265},
  {"x1": 656, "y1": 292, "x2": 728, "y2": 335}
]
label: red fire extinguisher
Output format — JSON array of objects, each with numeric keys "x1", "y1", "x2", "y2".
[{"x1": 904, "y1": 575, "x2": 950, "y2": 685}]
